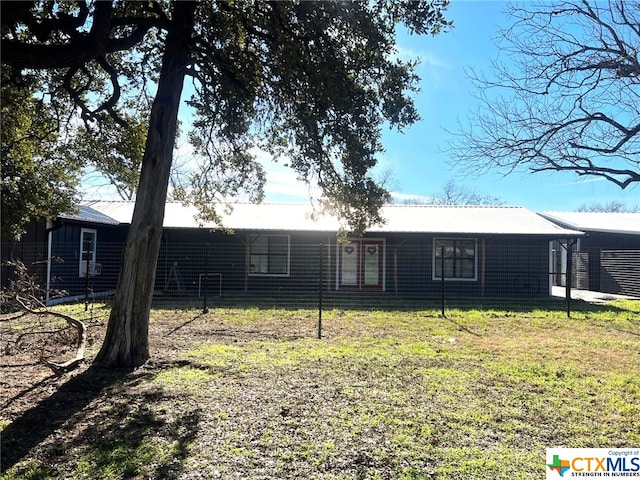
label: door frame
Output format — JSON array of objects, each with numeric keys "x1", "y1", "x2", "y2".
[{"x1": 336, "y1": 238, "x2": 386, "y2": 291}]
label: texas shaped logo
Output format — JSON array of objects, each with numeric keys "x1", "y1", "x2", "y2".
[{"x1": 548, "y1": 455, "x2": 571, "y2": 477}]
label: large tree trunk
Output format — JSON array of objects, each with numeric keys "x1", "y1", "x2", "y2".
[{"x1": 94, "y1": 2, "x2": 196, "y2": 368}]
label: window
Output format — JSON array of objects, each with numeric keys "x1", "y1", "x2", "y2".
[
  {"x1": 248, "y1": 235, "x2": 290, "y2": 276},
  {"x1": 79, "y1": 228, "x2": 97, "y2": 277},
  {"x1": 433, "y1": 239, "x2": 477, "y2": 281}
]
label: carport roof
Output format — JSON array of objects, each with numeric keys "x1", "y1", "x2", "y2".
[
  {"x1": 539, "y1": 211, "x2": 640, "y2": 235},
  {"x1": 81, "y1": 201, "x2": 582, "y2": 237}
]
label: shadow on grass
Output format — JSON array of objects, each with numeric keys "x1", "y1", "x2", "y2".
[
  {"x1": 165, "y1": 312, "x2": 206, "y2": 336},
  {"x1": 444, "y1": 317, "x2": 482, "y2": 336},
  {"x1": 1, "y1": 365, "x2": 201, "y2": 479},
  {"x1": 1, "y1": 366, "x2": 128, "y2": 472},
  {"x1": 0, "y1": 373, "x2": 59, "y2": 412}
]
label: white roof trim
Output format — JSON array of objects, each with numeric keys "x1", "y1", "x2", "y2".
[{"x1": 539, "y1": 211, "x2": 640, "y2": 235}]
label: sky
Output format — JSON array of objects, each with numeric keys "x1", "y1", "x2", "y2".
[
  {"x1": 254, "y1": 0, "x2": 640, "y2": 212},
  {"x1": 83, "y1": 1, "x2": 639, "y2": 212}
]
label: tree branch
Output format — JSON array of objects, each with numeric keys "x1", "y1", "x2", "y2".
[
  {"x1": 15, "y1": 296, "x2": 87, "y2": 377},
  {"x1": 449, "y1": 0, "x2": 640, "y2": 189},
  {"x1": 1, "y1": 3, "x2": 167, "y2": 70},
  {"x1": 94, "y1": 56, "x2": 126, "y2": 126}
]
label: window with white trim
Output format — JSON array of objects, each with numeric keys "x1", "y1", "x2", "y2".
[
  {"x1": 433, "y1": 238, "x2": 477, "y2": 281},
  {"x1": 248, "y1": 235, "x2": 290, "y2": 276},
  {"x1": 79, "y1": 228, "x2": 97, "y2": 277}
]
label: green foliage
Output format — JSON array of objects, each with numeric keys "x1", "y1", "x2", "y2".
[
  {"x1": 1, "y1": 0, "x2": 453, "y2": 233},
  {"x1": 185, "y1": 1, "x2": 443, "y2": 231},
  {"x1": 2, "y1": 0, "x2": 454, "y2": 366},
  {"x1": 65, "y1": 113, "x2": 148, "y2": 200},
  {"x1": 0, "y1": 68, "x2": 80, "y2": 239}
]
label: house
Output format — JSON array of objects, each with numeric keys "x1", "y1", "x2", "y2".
[
  {"x1": 1, "y1": 201, "x2": 584, "y2": 305},
  {"x1": 539, "y1": 211, "x2": 640, "y2": 297},
  {"x1": 1, "y1": 205, "x2": 129, "y2": 304}
]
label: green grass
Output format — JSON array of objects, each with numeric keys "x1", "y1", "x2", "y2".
[{"x1": 3, "y1": 300, "x2": 639, "y2": 479}]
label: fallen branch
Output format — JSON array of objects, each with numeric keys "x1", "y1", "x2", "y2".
[
  {"x1": 16, "y1": 296, "x2": 87, "y2": 376},
  {"x1": 0, "y1": 311, "x2": 29, "y2": 322}
]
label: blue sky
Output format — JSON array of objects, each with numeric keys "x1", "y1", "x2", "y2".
[
  {"x1": 83, "y1": 1, "x2": 639, "y2": 211},
  {"x1": 383, "y1": 0, "x2": 639, "y2": 211},
  {"x1": 260, "y1": 1, "x2": 639, "y2": 211}
]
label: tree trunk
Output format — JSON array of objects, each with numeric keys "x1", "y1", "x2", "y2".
[{"x1": 94, "y1": 2, "x2": 196, "y2": 368}]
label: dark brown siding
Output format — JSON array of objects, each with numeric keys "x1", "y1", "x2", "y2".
[
  {"x1": 573, "y1": 252, "x2": 590, "y2": 290},
  {"x1": 600, "y1": 250, "x2": 640, "y2": 297}
]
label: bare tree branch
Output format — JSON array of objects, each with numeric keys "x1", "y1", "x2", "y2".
[{"x1": 449, "y1": 0, "x2": 640, "y2": 189}]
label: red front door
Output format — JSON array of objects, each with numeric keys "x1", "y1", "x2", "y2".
[{"x1": 339, "y1": 240, "x2": 383, "y2": 290}]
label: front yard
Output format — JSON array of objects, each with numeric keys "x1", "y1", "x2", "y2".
[{"x1": 2, "y1": 301, "x2": 639, "y2": 479}]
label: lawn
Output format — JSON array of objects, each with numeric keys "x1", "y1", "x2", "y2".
[{"x1": 1, "y1": 300, "x2": 639, "y2": 479}]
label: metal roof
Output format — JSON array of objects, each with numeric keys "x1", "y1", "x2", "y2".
[
  {"x1": 83, "y1": 201, "x2": 582, "y2": 237},
  {"x1": 539, "y1": 211, "x2": 640, "y2": 235},
  {"x1": 61, "y1": 205, "x2": 120, "y2": 225},
  {"x1": 372, "y1": 205, "x2": 581, "y2": 236}
]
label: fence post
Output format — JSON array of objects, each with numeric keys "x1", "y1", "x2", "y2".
[
  {"x1": 203, "y1": 243, "x2": 209, "y2": 314},
  {"x1": 566, "y1": 239, "x2": 573, "y2": 318},
  {"x1": 440, "y1": 245, "x2": 446, "y2": 318},
  {"x1": 84, "y1": 258, "x2": 90, "y2": 312},
  {"x1": 318, "y1": 243, "x2": 323, "y2": 339}
]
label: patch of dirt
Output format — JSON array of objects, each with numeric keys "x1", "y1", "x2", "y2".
[
  {"x1": 0, "y1": 308, "x2": 291, "y2": 427},
  {"x1": 1, "y1": 305, "x2": 360, "y2": 479},
  {"x1": 1, "y1": 308, "x2": 323, "y2": 473}
]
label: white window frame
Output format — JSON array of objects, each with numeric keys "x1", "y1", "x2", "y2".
[
  {"x1": 247, "y1": 234, "x2": 291, "y2": 277},
  {"x1": 79, "y1": 228, "x2": 97, "y2": 277},
  {"x1": 432, "y1": 238, "x2": 478, "y2": 282}
]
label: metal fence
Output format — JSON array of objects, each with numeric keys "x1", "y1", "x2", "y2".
[{"x1": 6, "y1": 240, "x2": 638, "y2": 318}]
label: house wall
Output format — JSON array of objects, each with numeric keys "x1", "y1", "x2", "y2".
[
  {"x1": 483, "y1": 238, "x2": 550, "y2": 298},
  {"x1": 2, "y1": 220, "x2": 127, "y2": 301},
  {"x1": 572, "y1": 247, "x2": 640, "y2": 296},
  {"x1": 47, "y1": 222, "x2": 127, "y2": 300},
  {"x1": 388, "y1": 235, "x2": 550, "y2": 298},
  {"x1": 157, "y1": 230, "x2": 244, "y2": 295},
  {"x1": 599, "y1": 250, "x2": 640, "y2": 297},
  {"x1": 579, "y1": 232, "x2": 640, "y2": 251},
  {"x1": 155, "y1": 230, "x2": 554, "y2": 299},
  {"x1": 149, "y1": 229, "x2": 637, "y2": 298},
  {"x1": 4, "y1": 222, "x2": 560, "y2": 304},
  {"x1": 572, "y1": 251, "x2": 591, "y2": 290},
  {"x1": 157, "y1": 229, "x2": 335, "y2": 295},
  {"x1": 0, "y1": 220, "x2": 49, "y2": 295},
  {"x1": 575, "y1": 232, "x2": 640, "y2": 296}
]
